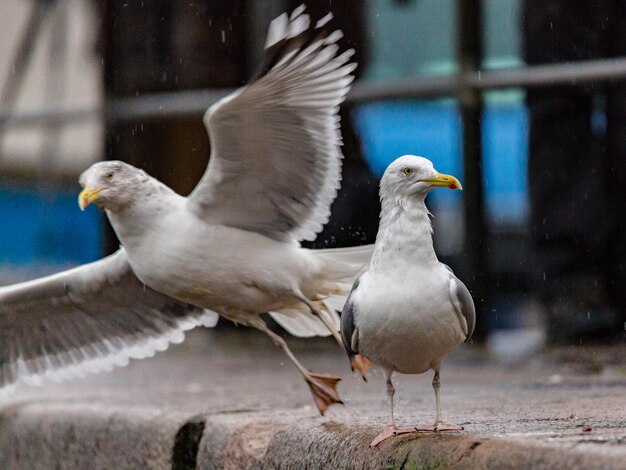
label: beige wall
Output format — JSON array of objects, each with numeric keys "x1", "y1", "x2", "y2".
[{"x1": 0, "y1": 0, "x2": 102, "y2": 176}]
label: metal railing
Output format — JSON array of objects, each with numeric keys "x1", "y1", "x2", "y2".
[{"x1": 2, "y1": 57, "x2": 626, "y2": 127}]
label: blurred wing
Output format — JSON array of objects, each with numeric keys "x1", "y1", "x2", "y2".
[
  {"x1": 188, "y1": 7, "x2": 355, "y2": 242},
  {"x1": 0, "y1": 249, "x2": 211, "y2": 394}
]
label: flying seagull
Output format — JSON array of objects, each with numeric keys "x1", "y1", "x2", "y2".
[
  {"x1": 0, "y1": 6, "x2": 372, "y2": 414},
  {"x1": 341, "y1": 155, "x2": 475, "y2": 446}
]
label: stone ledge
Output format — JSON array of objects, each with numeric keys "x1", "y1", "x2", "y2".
[
  {"x1": 200, "y1": 412, "x2": 624, "y2": 470},
  {"x1": 2, "y1": 402, "x2": 623, "y2": 470}
]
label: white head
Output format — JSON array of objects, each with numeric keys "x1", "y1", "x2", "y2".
[
  {"x1": 380, "y1": 155, "x2": 462, "y2": 203},
  {"x1": 78, "y1": 160, "x2": 154, "y2": 212}
]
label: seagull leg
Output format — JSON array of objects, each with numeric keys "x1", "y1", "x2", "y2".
[
  {"x1": 299, "y1": 295, "x2": 372, "y2": 380},
  {"x1": 415, "y1": 370, "x2": 464, "y2": 432},
  {"x1": 259, "y1": 323, "x2": 342, "y2": 416},
  {"x1": 298, "y1": 295, "x2": 343, "y2": 343},
  {"x1": 370, "y1": 369, "x2": 416, "y2": 447}
]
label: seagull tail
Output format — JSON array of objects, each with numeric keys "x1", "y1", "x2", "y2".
[
  {"x1": 274, "y1": 244, "x2": 373, "y2": 335},
  {"x1": 310, "y1": 244, "x2": 374, "y2": 293},
  {"x1": 311, "y1": 244, "x2": 373, "y2": 312},
  {"x1": 268, "y1": 305, "x2": 335, "y2": 338},
  {"x1": 310, "y1": 244, "x2": 374, "y2": 273},
  {"x1": 269, "y1": 245, "x2": 373, "y2": 339}
]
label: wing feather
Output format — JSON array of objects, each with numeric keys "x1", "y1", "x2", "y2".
[
  {"x1": 188, "y1": 7, "x2": 355, "y2": 242},
  {"x1": 448, "y1": 274, "x2": 476, "y2": 342},
  {"x1": 0, "y1": 249, "x2": 207, "y2": 393},
  {"x1": 340, "y1": 272, "x2": 364, "y2": 360}
]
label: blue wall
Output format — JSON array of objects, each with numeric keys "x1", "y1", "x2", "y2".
[{"x1": 0, "y1": 182, "x2": 103, "y2": 266}]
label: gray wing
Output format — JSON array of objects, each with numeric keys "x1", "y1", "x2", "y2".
[
  {"x1": 340, "y1": 273, "x2": 363, "y2": 360},
  {"x1": 0, "y1": 249, "x2": 210, "y2": 393},
  {"x1": 447, "y1": 271, "x2": 476, "y2": 342},
  {"x1": 187, "y1": 7, "x2": 355, "y2": 242}
]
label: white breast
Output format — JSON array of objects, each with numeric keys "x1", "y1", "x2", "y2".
[{"x1": 355, "y1": 264, "x2": 466, "y2": 374}]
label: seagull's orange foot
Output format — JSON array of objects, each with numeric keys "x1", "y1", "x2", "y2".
[
  {"x1": 351, "y1": 354, "x2": 374, "y2": 381},
  {"x1": 415, "y1": 421, "x2": 464, "y2": 432},
  {"x1": 305, "y1": 371, "x2": 343, "y2": 416},
  {"x1": 370, "y1": 425, "x2": 417, "y2": 447}
]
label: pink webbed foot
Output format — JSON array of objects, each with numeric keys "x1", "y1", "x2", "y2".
[
  {"x1": 305, "y1": 371, "x2": 343, "y2": 416},
  {"x1": 415, "y1": 421, "x2": 464, "y2": 432},
  {"x1": 370, "y1": 425, "x2": 418, "y2": 447},
  {"x1": 351, "y1": 354, "x2": 374, "y2": 381}
]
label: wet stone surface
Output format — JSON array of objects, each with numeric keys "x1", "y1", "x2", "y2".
[{"x1": 1, "y1": 328, "x2": 625, "y2": 468}]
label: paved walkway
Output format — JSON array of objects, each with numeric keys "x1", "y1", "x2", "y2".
[{"x1": 1, "y1": 328, "x2": 624, "y2": 469}]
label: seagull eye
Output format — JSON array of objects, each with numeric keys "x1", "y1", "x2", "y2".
[
  {"x1": 402, "y1": 167, "x2": 413, "y2": 176},
  {"x1": 106, "y1": 172, "x2": 114, "y2": 181}
]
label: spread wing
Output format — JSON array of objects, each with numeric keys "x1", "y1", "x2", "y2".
[
  {"x1": 187, "y1": 6, "x2": 355, "y2": 242},
  {"x1": 0, "y1": 249, "x2": 213, "y2": 394}
]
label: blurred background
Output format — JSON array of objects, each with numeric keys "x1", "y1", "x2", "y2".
[{"x1": 0, "y1": 0, "x2": 624, "y2": 357}]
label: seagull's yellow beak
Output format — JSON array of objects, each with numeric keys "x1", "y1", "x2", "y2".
[
  {"x1": 78, "y1": 187, "x2": 103, "y2": 210},
  {"x1": 423, "y1": 172, "x2": 462, "y2": 190}
]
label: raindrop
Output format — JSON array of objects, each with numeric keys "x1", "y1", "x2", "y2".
[{"x1": 221, "y1": 30, "x2": 226, "y2": 43}]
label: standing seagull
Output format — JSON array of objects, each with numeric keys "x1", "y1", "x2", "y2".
[
  {"x1": 0, "y1": 6, "x2": 371, "y2": 414},
  {"x1": 341, "y1": 155, "x2": 475, "y2": 446}
]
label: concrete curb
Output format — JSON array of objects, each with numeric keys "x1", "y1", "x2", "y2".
[
  {"x1": 1, "y1": 402, "x2": 623, "y2": 470},
  {"x1": 0, "y1": 402, "x2": 199, "y2": 470},
  {"x1": 198, "y1": 411, "x2": 624, "y2": 470}
]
